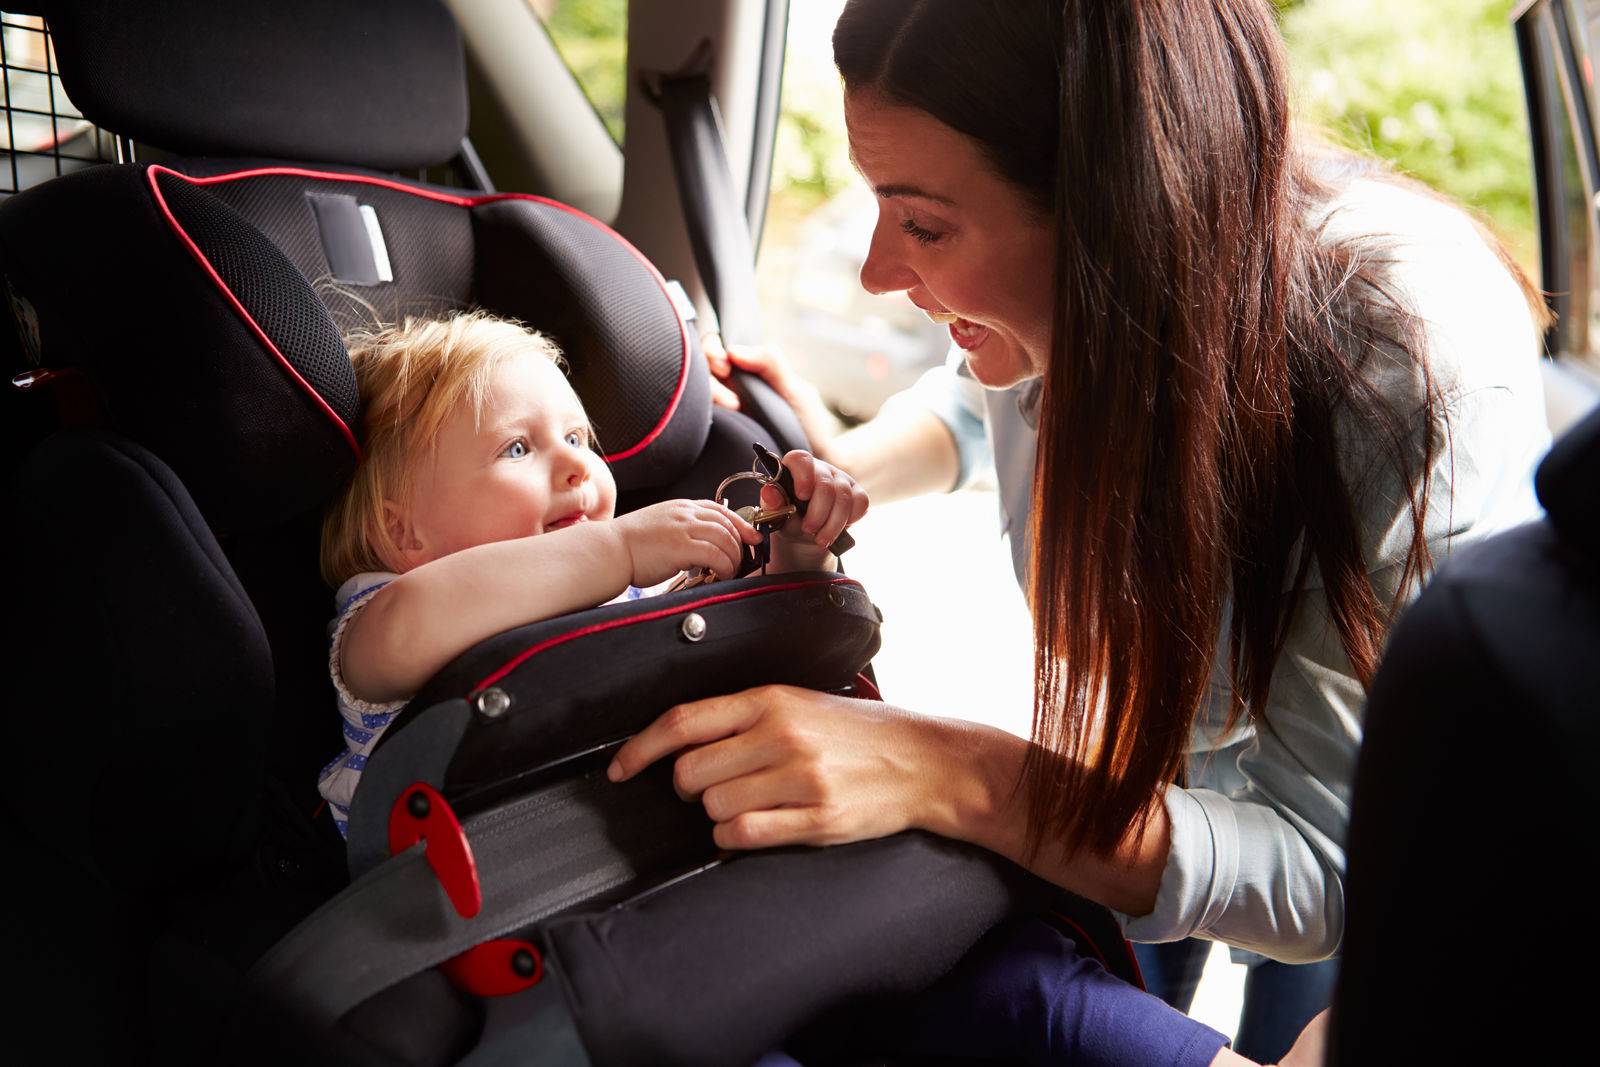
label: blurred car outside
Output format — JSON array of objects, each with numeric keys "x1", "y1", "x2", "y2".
[{"x1": 760, "y1": 184, "x2": 951, "y2": 424}]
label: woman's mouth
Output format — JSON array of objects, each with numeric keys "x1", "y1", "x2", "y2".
[{"x1": 924, "y1": 310, "x2": 990, "y2": 351}]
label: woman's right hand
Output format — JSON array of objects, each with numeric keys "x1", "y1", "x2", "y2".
[
  {"x1": 609, "y1": 499, "x2": 761, "y2": 588},
  {"x1": 704, "y1": 334, "x2": 843, "y2": 460},
  {"x1": 606, "y1": 683, "x2": 1021, "y2": 851}
]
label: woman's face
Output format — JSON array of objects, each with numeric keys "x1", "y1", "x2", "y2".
[{"x1": 845, "y1": 89, "x2": 1056, "y2": 390}]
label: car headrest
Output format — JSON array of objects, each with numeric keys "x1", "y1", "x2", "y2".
[
  {"x1": 1535, "y1": 401, "x2": 1600, "y2": 559},
  {"x1": 1, "y1": 164, "x2": 709, "y2": 535},
  {"x1": 37, "y1": 0, "x2": 467, "y2": 170}
]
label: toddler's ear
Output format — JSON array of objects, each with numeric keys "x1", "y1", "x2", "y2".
[{"x1": 377, "y1": 499, "x2": 428, "y2": 573}]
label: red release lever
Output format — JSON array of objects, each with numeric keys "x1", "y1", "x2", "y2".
[
  {"x1": 388, "y1": 782, "x2": 482, "y2": 919},
  {"x1": 440, "y1": 939, "x2": 544, "y2": 997}
]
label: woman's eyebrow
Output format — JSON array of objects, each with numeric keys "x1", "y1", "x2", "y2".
[{"x1": 873, "y1": 183, "x2": 956, "y2": 206}]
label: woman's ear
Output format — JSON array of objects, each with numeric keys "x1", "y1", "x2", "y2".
[{"x1": 378, "y1": 499, "x2": 429, "y2": 573}]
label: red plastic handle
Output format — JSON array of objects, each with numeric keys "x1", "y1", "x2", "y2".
[
  {"x1": 439, "y1": 939, "x2": 544, "y2": 997},
  {"x1": 388, "y1": 782, "x2": 482, "y2": 919}
]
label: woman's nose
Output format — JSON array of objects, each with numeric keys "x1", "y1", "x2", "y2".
[{"x1": 859, "y1": 219, "x2": 918, "y2": 296}]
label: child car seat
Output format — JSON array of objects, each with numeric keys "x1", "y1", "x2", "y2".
[{"x1": 0, "y1": 2, "x2": 1138, "y2": 1063}]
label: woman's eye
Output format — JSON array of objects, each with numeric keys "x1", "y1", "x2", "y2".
[
  {"x1": 900, "y1": 218, "x2": 945, "y2": 246},
  {"x1": 501, "y1": 440, "x2": 528, "y2": 459}
]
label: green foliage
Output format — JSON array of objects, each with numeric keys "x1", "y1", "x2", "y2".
[
  {"x1": 1280, "y1": 0, "x2": 1534, "y2": 265},
  {"x1": 543, "y1": 0, "x2": 627, "y2": 144}
]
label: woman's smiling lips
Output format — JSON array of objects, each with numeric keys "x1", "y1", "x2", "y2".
[{"x1": 920, "y1": 307, "x2": 991, "y2": 351}]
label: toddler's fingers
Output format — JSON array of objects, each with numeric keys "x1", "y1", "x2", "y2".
[
  {"x1": 710, "y1": 500, "x2": 763, "y2": 544},
  {"x1": 780, "y1": 449, "x2": 817, "y2": 504},
  {"x1": 808, "y1": 473, "x2": 866, "y2": 547}
]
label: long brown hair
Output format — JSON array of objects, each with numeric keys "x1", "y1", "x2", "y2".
[{"x1": 836, "y1": 0, "x2": 1536, "y2": 858}]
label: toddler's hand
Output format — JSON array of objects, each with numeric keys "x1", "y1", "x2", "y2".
[
  {"x1": 762, "y1": 451, "x2": 868, "y2": 572},
  {"x1": 612, "y1": 500, "x2": 761, "y2": 588}
]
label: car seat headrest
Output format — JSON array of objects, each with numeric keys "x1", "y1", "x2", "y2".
[
  {"x1": 37, "y1": 0, "x2": 467, "y2": 170},
  {"x1": 1535, "y1": 402, "x2": 1600, "y2": 559},
  {"x1": 2, "y1": 164, "x2": 709, "y2": 535}
]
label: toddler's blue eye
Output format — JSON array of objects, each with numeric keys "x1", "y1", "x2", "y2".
[
  {"x1": 565, "y1": 431, "x2": 585, "y2": 448},
  {"x1": 502, "y1": 440, "x2": 528, "y2": 459}
]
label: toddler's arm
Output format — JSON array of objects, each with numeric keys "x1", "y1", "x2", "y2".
[
  {"x1": 762, "y1": 450, "x2": 869, "y2": 573},
  {"x1": 340, "y1": 500, "x2": 760, "y2": 702}
]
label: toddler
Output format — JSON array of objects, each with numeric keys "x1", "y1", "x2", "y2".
[{"x1": 316, "y1": 311, "x2": 866, "y2": 834}]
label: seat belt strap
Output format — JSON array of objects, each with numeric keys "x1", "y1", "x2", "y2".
[
  {"x1": 229, "y1": 764, "x2": 712, "y2": 1051},
  {"x1": 651, "y1": 66, "x2": 809, "y2": 455}
]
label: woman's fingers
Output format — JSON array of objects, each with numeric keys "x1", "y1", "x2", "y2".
[
  {"x1": 709, "y1": 374, "x2": 742, "y2": 410},
  {"x1": 703, "y1": 333, "x2": 742, "y2": 410},
  {"x1": 607, "y1": 689, "x2": 762, "y2": 783},
  {"x1": 713, "y1": 805, "x2": 854, "y2": 850},
  {"x1": 702, "y1": 331, "x2": 731, "y2": 375},
  {"x1": 609, "y1": 686, "x2": 941, "y2": 851}
]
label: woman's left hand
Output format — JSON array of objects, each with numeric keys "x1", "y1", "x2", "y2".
[{"x1": 607, "y1": 685, "x2": 975, "y2": 850}]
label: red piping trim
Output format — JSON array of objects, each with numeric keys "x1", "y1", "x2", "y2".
[
  {"x1": 145, "y1": 165, "x2": 361, "y2": 457},
  {"x1": 177, "y1": 166, "x2": 693, "y2": 463},
  {"x1": 474, "y1": 576, "x2": 861, "y2": 691}
]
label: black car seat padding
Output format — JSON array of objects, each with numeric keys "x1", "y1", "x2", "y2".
[
  {"x1": 39, "y1": 0, "x2": 468, "y2": 170},
  {"x1": 3, "y1": 429, "x2": 271, "y2": 888}
]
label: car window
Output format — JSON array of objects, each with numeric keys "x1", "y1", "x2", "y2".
[
  {"x1": 1559, "y1": 0, "x2": 1600, "y2": 371},
  {"x1": 756, "y1": 0, "x2": 948, "y2": 424},
  {"x1": 1, "y1": 11, "x2": 114, "y2": 197},
  {"x1": 529, "y1": 0, "x2": 626, "y2": 145},
  {"x1": 1519, "y1": 0, "x2": 1600, "y2": 373}
]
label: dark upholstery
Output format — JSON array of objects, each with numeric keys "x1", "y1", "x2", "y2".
[
  {"x1": 39, "y1": 0, "x2": 468, "y2": 169},
  {"x1": 1331, "y1": 402, "x2": 1600, "y2": 1064},
  {"x1": 2, "y1": 430, "x2": 271, "y2": 887}
]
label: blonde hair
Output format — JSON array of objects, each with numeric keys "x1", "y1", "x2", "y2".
[{"x1": 320, "y1": 311, "x2": 565, "y2": 586}]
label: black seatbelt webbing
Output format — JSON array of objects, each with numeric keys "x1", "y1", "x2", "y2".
[
  {"x1": 227, "y1": 766, "x2": 711, "y2": 1056},
  {"x1": 653, "y1": 69, "x2": 809, "y2": 456}
]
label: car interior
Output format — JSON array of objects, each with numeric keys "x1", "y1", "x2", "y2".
[
  {"x1": 0, "y1": 2, "x2": 1129, "y2": 1064},
  {"x1": 2, "y1": 0, "x2": 1598, "y2": 1064}
]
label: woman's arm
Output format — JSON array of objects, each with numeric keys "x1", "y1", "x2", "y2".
[
  {"x1": 341, "y1": 501, "x2": 759, "y2": 702},
  {"x1": 707, "y1": 339, "x2": 962, "y2": 503},
  {"x1": 826, "y1": 406, "x2": 962, "y2": 503}
]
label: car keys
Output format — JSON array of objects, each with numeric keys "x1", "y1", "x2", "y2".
[{"x1": 667, "y1": 443, "x2": 853, "y2": 591}]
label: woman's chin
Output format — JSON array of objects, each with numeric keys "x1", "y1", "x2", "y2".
[{"x1": 961, "y1": 336, "x2": 1041, "y2": 390}]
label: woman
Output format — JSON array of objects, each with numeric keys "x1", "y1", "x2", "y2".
[{"x1": 612, "y1": 0, "x2": 1549, "y2": 1053}]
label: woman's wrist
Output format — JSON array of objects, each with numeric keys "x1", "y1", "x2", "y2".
[{"x1": 913, "y1": 716, "x2": 1033, "y2": 854}]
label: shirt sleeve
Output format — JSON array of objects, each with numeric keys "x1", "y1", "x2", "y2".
[{"x1": 318, "y1": 574, "x2": 408, "y2": 828}]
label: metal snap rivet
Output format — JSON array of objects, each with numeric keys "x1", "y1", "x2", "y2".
[
  {"x1": 681, "y1": 612, "x2": 707, "y2": 642},
  {"x1": 827, "y1": 586, "x2": 846, "y2": 607},
  {"x1": 475, "y1": 687, "x2": 511, "y2": 718}
]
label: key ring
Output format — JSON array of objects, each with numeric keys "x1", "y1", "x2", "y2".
[{"x1": 714, "y1": 467, "x2": 775, "y2": 506}]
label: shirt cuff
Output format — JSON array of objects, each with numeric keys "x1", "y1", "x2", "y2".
[{"x1": 1116, "y1": 787, "x2": 1238, "y2": 944}]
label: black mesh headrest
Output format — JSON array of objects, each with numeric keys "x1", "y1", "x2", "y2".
[
  {"x1": 1535, "y1": 402, "x2": 1600, "y2": 558},
  {"x1": 1, "y1": 164, "x2": 709, "y2": 533},
  {"x1": 38, "y1": 0, "x2": 467, "y2": 169}
]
